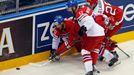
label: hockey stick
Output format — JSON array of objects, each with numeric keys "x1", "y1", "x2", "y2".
[
  {"x1": 29, "y1": 39, "x2": 81, "y2": 67},
  {"x1": 107, "y1": 38, "x2": 130, "y2": 58},
  {"x1": 29, "y1": 49, "x2": 69, "y2": 67},
  {"x1": 116, "y1": 46, "x2": 130, "y2": 58}
]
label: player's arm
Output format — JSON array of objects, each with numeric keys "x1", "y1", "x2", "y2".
[
  {"x1": 77, "y1": 13, "x2": 94, "y2": 36},
  {"x1": 95, "y1": 14, "x2": 109, "y2": 29}
]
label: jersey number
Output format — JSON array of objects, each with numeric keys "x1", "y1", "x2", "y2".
[{"x1": 106, "y1": 6, "x2": 116, "y2": 15}]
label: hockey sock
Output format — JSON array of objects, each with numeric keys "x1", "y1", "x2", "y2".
[
  {"x1": 91, "y1": 51, "x2": 99, "y2": 65},
  {"x1": 81, "y1": 49, "x2": 93, "y2": 72}
]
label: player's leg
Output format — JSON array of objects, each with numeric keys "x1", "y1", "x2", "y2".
[
  {"x1": 91, "y1": 36, "x2": 104, "y2": 74},
  {"x1": 91, "y1": 49, "x2": 100, "y2": 74},
  {"x1": 105, "y1": 39, "x2": 119, "y2": 58},
  {"x1": 81, "y1": 36, "x2": 104, "y2": 75},
  {"x1": 80, "y1": 36, "x2": 94, "y2": 75},
  {"x1": 105, "y1": 40, "x2": 119, "y2": 66},
  {"x1": 50, "y1": 38, "x2": 61, "y2": 61},
  {"x1": 106, "y1": 22, "x2": 123, "y2": 58},
  {"x1": 99, "y1": 43, "x2": 119, "y2": 66},
  {"x1": 81, "y1": 49, "x2": 93, "y2": 75}
]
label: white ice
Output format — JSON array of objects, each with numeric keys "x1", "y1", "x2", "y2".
[{"x1": 0, "y1": 40, "x2": 134, "y2": 75}]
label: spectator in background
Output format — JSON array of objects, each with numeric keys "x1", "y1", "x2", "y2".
[
  {"x1": 0, "y1": 0, "x2": 15, "y2": 11},
  {"x1": 35, "y1": 0, "x2": 48, "y2": 4},
  {"x1": 19, "y1": 0, "x2": 35, "y2": 7}
]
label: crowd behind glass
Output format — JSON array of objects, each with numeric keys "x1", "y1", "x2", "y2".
[{"x1": 0, "y1": 0, "x2": 66, "y2": 15}]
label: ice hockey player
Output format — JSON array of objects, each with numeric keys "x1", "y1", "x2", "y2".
[
  {"x1": 66, "y1": 0, "x2": 106, "y2": 75},
  {"x1": 86, "y1": 0, "x2": 124, "y2": 66},
  {"x1": 49, "y1": 15, "x2": 81, "y2": 61}
]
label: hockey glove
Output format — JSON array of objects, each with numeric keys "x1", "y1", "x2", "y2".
[{"x1": 78, "y1": 26, "x2": 87, "y2": 36}]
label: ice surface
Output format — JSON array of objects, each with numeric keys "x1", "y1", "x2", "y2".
[{"x1": 0, "y1": 40, "x2": 134, "y2": 75}]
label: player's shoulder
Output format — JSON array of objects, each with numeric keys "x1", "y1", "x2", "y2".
[
  {"x1": 64, "y1": 19, "x2": 78, "y2": 26},
  {"x1": 64, "y1": 19, "x2": 76, "y2": 27}
]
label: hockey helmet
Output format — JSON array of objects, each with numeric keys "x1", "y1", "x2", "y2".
[
  {"x1": 87, "y1": 0, "x2": 98, "y2": 5},
  {"x1": 66, "y1": 0, "x2": 78, "y2": 8},
  {"x1": 54, "y1": 15, "x2": 64, "y2": 25}
]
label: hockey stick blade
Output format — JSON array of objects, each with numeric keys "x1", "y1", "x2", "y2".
[
  {"x1": 29, "y1": 39, "x2": 80, "y2": 67},
  {"x1": 29, "y1": 60, "x2": 52, "y2": 67},
  {"x1": 29, "y1": 46, "x2": 71, "y2": 67}
]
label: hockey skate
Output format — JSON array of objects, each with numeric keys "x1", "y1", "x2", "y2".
[
  {"x1": 49, "y1": 53, "x2": 60, "y2": 62},
  {"x1": 85, "y1": 71, "x2": 94, "y2": 75},
  {"x1": 108, "y1": 56, "x2": 118, "y2": 67},
  {"x1": 108, "y1": 51, "x2": 119, "y2": 67},
  {"x1": 49, "y1": 49, "x2": 60, "y2": 62}
]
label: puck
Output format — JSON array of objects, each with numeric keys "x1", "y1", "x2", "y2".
[{"x1": 16, "y1": 67, "x2": 20, "y2": 70}]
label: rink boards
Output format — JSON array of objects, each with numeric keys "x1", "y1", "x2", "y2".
[{"x1": 0, "y1": 0, "x2": 134, "y2": 70}]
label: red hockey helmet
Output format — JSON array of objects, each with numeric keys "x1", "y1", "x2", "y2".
[{"x1": 87, "y1": 0, "x2": 98, "y2": 5}]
